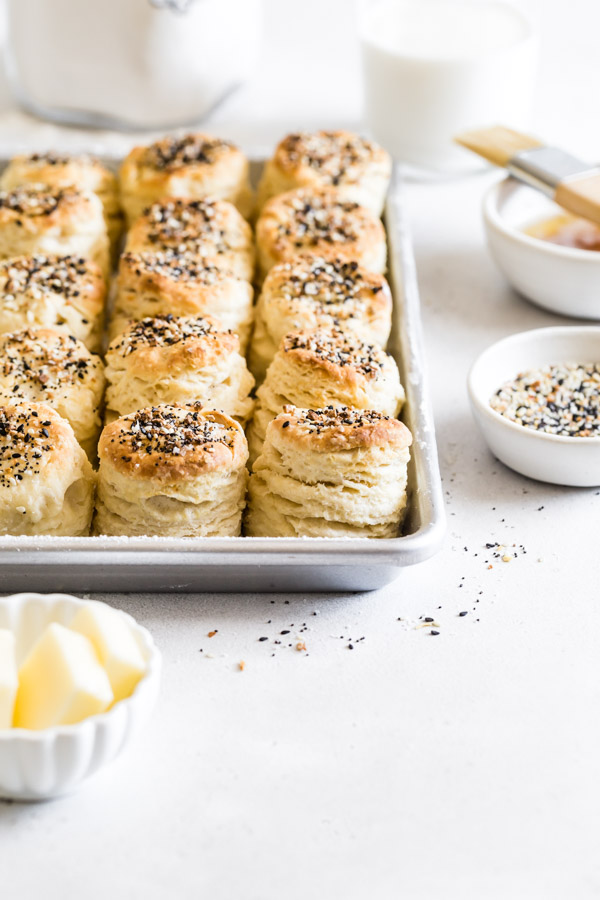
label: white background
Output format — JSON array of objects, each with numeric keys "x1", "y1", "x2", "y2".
[{"x1": 1, "y1": 1, "x2": 600, "y2": 898}]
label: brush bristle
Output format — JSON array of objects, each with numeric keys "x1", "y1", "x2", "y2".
[{"x1": 454, "y1": 126, "x2": 543, "y2": 168}]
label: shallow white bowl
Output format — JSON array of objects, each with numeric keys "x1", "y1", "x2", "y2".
[
  {"x1": 483, "y1": 177, "x2": 600, "y2": 319},
  {"x1": 468, "y1": 326, "x2": 600, "y2": 486},
  {"x1": 0, "y1": 593, "x2": 161, "y2": 801}
]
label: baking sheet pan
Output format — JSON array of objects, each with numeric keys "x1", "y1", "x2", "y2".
[{"x1": 0, "y1": 161, "x2": 445, "y2": 592}]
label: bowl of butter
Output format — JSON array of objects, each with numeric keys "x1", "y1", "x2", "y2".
[{"x1": 0, "y1": 592, "x2": 161, "y2": 800}]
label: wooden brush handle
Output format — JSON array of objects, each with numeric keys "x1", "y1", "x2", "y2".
[{"x1": 554, "y1": 173, "x2": 600, "y2": 227}]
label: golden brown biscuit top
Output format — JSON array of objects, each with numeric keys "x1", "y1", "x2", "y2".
[
  {"x1": 137, "y1": 198, "x2": 235, "y2": 254},
  {"x1": 7, "y1": 153, "x2": 118, "y2": 197},
  {"x1": 0, "y1": 403, "x2": 67, "y2": 486},
  {"x1": 0, "y1": 328, "x2": 101, "y2": 393},
  {"x1": 100, "y1": 404, "x2": 246, "y2": 479},
  {"x1": 21, "y1": 151, "x2": 99, "y2": 169},
  {"x1": 0, "y1": 254, "x2": 103, "y2": 301},
  {"x1": 0, "y1": 183, "x2": 80, "y2": 218},
  {"x1": 142, "y1": 134, "x2": 236, "y2": 172},
  {"x1": 276, "y1": 131, "x2": 385, "y2": 184},
  {"x1": 119, "y1": 250, "x2": 230, "y2": 285},
  {"x1": 273, "y1": 405, "x2": 412, "y2": 452},
  {"x1": 265, "y1": 188, "x2": 368, "y2": 247},
  {"x1": 108, "y1": 314, "x2": 235, "y2": 357},
  {"x1": 267, "y1": 256, "x2": 390, "y2": 311},
  {"x1": 282, "y1": 329, "x2": 387, "y2": 380}
]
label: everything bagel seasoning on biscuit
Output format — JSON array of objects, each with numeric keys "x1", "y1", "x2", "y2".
[
  {"x1": 280, "y1": 132, "x2": 379, "y2": 185},
  {"x1": 109, "y1": 315, "x2": 229, "y2": 356},
  {"x1": 140, "y1": 199, "x2": 232, "y2": 255},
  {"x1": 143, "y1": 135, "x2": 234, "y2": 172},
  {"x1": 0, "y1": 185, "x2": 65, "y2": 217},
  {"x1": 276, "y1": 258, "x2": 384, "y2": 305},
  {"x1": 0, "y1": 330, "x2": 94, "y2": 392},
  {"x1": 281, "y1": 405, "x2": 393, "y2": 433},
  {"x1": 0, "y1": 255, "x2": 94, "y2": 301},
  {"x1": 283, "y1": 330, "x2": 385, "y2": 379},
  {"x1": 120, "y1": 250, "x2": 230, "y2": 284},
  {"x1": 110, "y1": 405, "x2": 239, "y2": 460},
  {"x1": 283, "y1": 193, "x2": 362, "y2": 247},
  {"x1": 0, "y1": 407, "x2": 54, "y2": 486}
]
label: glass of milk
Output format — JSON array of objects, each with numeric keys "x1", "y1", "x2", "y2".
[
  {"x1": 4, "y1": 0, "x2": 263, "y2": 130},
  {"x1": 359, "y1": 0, "x2": 539, "y2": 174}
]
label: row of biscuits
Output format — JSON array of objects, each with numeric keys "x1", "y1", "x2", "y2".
[{"x1": 0, "y1": 131, "x2": 413, "y2": 538}]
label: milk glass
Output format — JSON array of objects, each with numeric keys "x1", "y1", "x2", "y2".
[{"x1": 358, "y1": 0, "x2": 539, "y2": 173}]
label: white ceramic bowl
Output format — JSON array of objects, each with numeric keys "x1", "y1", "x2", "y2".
[
  {"x1": 468, "y1": 326, "x2": 600, "y2": 486},
  {"x1": 483, "y1": 177, "x2": 600, "y2": 319},
  {"x1": 0, "y1": 593, "x2": 161, "y2": 801}
]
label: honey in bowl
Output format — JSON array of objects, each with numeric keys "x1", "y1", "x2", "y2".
[{"x1": 526, "y1": 214, "x2": 600, "y2": 252}]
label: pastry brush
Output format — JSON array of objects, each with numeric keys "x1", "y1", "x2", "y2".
[{"x1": 455, "y1": 126, "x2": 600, "y2": 225}]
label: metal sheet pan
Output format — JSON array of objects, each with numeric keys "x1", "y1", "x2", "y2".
[{"x1": 0, "y1": 161, "x2": 445, "y2": 592}]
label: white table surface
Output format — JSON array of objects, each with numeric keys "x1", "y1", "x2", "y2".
[{"x1": 1, "y1": 1, "x2": 600, "y2": 897}]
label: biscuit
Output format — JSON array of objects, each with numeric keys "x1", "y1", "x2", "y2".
[
  {"x1": 125, "y1": 197, "x2": 254, "y2": 282},
  {"x1": 249, "y1": 256, "x2": 393, "y2": 382},
  {"x1": 0, "y1": 401, "x2": 94, "y2": 536},
  {"x1": 0, "y1": 328, "x2": 105, "y2": 460},
  {"x1": 109, "y1": 251, "x2": 254, "y2": 350},
  {"x1": 96, "y1": 404, "x2": 248, "y2": 537},
  {"x1": 105, "y1": 315, "x2": 254, "y2": 424},
  {"x1": 119, "y1": 133, "x2": 253, "y2": 224},
  {"x1": 257, "y1": 130, "x2": 392, "y2": 214},
  {"x1": 1, "y1": 152, "x2": 123, "y2": 259},
  {"x1": 0, "y1": 184, "x2": 110, "y2": 278},
  {"x1": 255, "y1": 187, "x2": 386, "y2": 282},
  {"x1": 246, "y1": 328, "x2": 404, "y2": 464},
  {"x1": 245, "y1": 406, "x2": 412, "y2": 538},
  {"x1": 0, "y1": 254, "x2": 106, "y2": 353}
]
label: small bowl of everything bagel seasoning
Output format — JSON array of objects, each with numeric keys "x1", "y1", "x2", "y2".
[{"x1": 468, "y1": 326, "x2": 600, "y2": 486}]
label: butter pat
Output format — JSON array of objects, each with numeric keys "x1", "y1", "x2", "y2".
[
  {"x1": 0, "y1": 629, "x2": 18, "y2": 729},
  {"x1": 69, "y1": 602, "x2": 146, "y2": 703},
  {"x1": 14, "y1": 623, "x2": 113, "y2": 730}
]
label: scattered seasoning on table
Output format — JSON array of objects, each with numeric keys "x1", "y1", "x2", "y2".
[
  {"x1": 430, "y1": 630, "x2": 440, "y2": 636},
  {"x1": 490, "y1": 362, "x2": 600, "y2": 437},
  {"x1": 238, "y1": 661, "x2": 245, "y2": 671},
  {"x1": 459, "y1": 611, "x2": 468, "y2": 617},
  {"x1": 483, "y1": 542, "x2": 526, "y2": 565},
  {"x1": 207, "y1": 630, "x2": 218, "y2": 638}
]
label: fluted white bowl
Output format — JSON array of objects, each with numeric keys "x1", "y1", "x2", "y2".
[{"x1": 0, "y1": 593, "x2": 161, "y2": 801}]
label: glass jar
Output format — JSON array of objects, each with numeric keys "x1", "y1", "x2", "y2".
[
  {"x1": 358, "y1": 0, "x2": 539, "y2": 174},
  {"x1": 4, "y1": 0, "x2": 263, "y2": 130}
]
